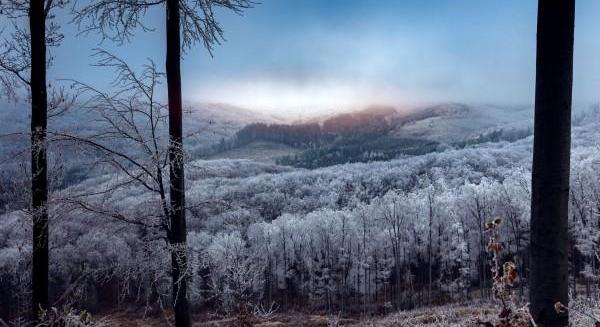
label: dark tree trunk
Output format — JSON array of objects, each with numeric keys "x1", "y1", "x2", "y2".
[
  {"x1": 165, "y1": 0, "x2": 191, "y2": 326},
  {"x1": 530, "y1": 1, "x2": 575, "y2": 326},
  {"x1": 29, "y1": 0, "x2": 49, "y2": 321}
]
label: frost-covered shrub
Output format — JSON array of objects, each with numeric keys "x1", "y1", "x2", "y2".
[
  {"x1": 36, "y1": 307, "x2": 112, "y2": 327},
  {"x1": 476, "y1": 219, "x2": 533, "y2": 327}
]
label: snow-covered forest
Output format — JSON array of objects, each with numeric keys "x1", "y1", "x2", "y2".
[
  {"x1": 2, "y1": 105, "x2": 600, "y2": 324},
  {"x1": 1, "y1": 0, "x2": 597, "y2": 326}
]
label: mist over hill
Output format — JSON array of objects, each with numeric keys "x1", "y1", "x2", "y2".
[
  {"x1": 1, "y1": 101, "x2": 535, "y2": 166},
  {"x1": 0, "y1": 101, "x2": 540, "y2": 177},
  {"x1": 0, "y1": 102, "x2": 280, "y2": 209},
  {"x1": 210, "y1": 103, "x2": 536, "y2": 167}
]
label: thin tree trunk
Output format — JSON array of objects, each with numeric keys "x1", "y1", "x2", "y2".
[
  {"x1": 30, "y1": 0, "x2": 49, "y2": 321},
  {"x1": 572, "y1": 245, "x2": 577, "y2": 299},
  {"x1": 428, "y1": 231, "x2": 432, "y2": 305},
  {"x1": 428, "y1": 201, "x2": 433, "y2": 306},
  {"x1": 165, "y1": 0, "x2": 190, "y2": 326},
  {"x1": 530, "y1": 1, "x2": 575, "y2": 326}
]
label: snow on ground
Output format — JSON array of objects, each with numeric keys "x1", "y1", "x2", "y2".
[
  {"x1": 101, "y1": 302, "x2": 499, "y2": 326},
  {"x1": 103, "y1": 296, "x2": 600, "y2": 326}
]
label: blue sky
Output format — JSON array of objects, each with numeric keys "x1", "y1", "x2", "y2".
[{"x1": 43, "y1": 1, "x2": 600, "y2": 114}]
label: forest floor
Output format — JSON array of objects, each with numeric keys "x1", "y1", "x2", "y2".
[{"x1": 105, "y1": 303, "x2": 499, "y2": 326}]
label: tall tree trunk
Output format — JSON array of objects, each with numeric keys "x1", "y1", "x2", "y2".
[
  {"x1": 165, "y1": 0, "x2": 191, "y2": 326},
  {"x1": 530, "y1": 1, "x2": 575, "y2": 326},
  {"x1": 428, "y1": 221, "x2": 432, "y2": 305},
  {"x1": 29, "y1": 0, "x2": 49, "y2": 321}
]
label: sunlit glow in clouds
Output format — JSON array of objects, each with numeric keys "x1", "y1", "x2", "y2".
[{"x1": 192, "y1": 77, "x2": 413, "y2": 116}]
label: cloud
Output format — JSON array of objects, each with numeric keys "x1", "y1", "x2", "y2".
[{"x1": 191, "y1": 76, "x2": 414, "y2": 116}]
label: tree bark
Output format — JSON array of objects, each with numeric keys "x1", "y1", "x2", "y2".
[
  {"x1": 29, "y1": 0, "x2": 49, "y2": 321},
  {"x1": 530, "y1": 1, "x2": 575, "y2": 326},
  {"x1": 427, "y1": 212, "x2": 432, "y2": 306},
  {"x1": 165, "y1": 0, "x2": 191, "y2": 326}
]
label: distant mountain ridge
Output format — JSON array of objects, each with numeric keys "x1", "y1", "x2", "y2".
[
  {"x1": 210, "y1": 103, "x2": 535, "y2": 167},
  {"x1": 1, "y1": 100, "x2": 535, "y2": 170},
  {"x1": 390, "y1": 103, "x2": 532, "y2": 142},
  {"x1": 0, "y1": 101, "x2": 282, "y2": 157},
  {"x1": 0, "y1": 102, "x2": 284, "y2": 191}
]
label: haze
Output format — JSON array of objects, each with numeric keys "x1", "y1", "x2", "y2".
[{"x1": 41, "y1": 0, "x2": 600, "y2": 116}]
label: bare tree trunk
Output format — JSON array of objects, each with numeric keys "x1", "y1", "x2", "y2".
[
  {"x1": 428, "y1": 192, "x2": 433, "y2": 306},
  {"x1": 479, "y1": 222, "x2": 486, "y2": 299},
  {"x1": 571, "y1": 244, "x2": 577, "y2": 299},
  {"x1": 166, "y1": 0, "x2": 190, "y2": 326},
  {"x1": 428, "y1": 221, "x2": 432, "y2": 305},
  {"x1": 29, "y1": 0, "x2": 49, "y2": 321},
  {"x1": 530, "y1": 1, "x2": 575, "y2": 326}
]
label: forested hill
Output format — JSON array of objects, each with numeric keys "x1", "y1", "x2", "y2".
[
  {"x1": 0, "y1": 102, "x2": 281, "y2": 211},
  {"x1": 211, "y1": 103, "x2": 534, "y2": 168},
  {"x1": 2, "y1": 106, "x2": 598, "y2": 316}
]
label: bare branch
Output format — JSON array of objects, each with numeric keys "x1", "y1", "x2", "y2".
[
  {"x1": 0, "y1": 0, "x2": 70, "y2": 101},
  {"x1": 72, "y1": 0, "x2": 255, "y2": 55}
]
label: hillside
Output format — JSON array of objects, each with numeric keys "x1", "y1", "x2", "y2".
[
  {"x1": 0, "y1": 102, "x2": 281, "y2": 210},
  {"x1": 215, "y1": 103, "x2": 535, "y2": 167},
  {"x1": 209, "y1": 141, "x2": 301, "y2": 163},
  {"x1": 0, "y1": 101, "x2": 280, "y2": 157},
  {"x1": 391, "y1": 103, "x2": 532, "y2": 141}
]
